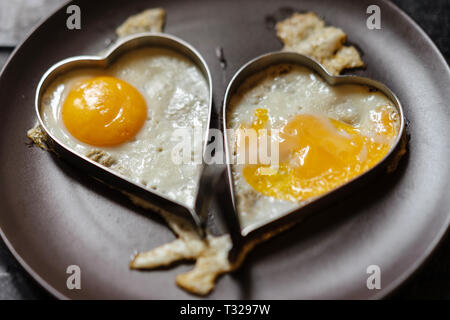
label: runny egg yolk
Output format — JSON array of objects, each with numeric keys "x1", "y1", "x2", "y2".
[
  {"x1": 62, "y1": 76, "x2": 147, "y2": 147},
  {"x1": 242, "y1": 107, "x2": 397, "y2": 202}
]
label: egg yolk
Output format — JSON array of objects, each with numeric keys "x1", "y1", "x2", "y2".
[
  {"x1": 62, "y1": 76, "x2": 147, "y2": 147},
  {"x1": 242, "y1": 107, "x2": 397, "y2": 202}
]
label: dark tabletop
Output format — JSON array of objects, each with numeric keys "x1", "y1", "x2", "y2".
[{"x1": 0, "y1": 0, "x2": 449, "y2": 300}]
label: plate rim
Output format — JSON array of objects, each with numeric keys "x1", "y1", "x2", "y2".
[
  {"x1": 0, "y1": 0, "x2": 73, "y2": 299},
  {"x1": 368, "y1": 0, "x2": 450, "y2": 300}
]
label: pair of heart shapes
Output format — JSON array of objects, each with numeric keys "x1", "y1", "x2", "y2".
[{"x1": 35, "y1": 32, "x2": 406, "y2": 239}]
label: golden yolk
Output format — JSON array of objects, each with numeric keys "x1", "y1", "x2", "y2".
[
  {"x1": 242, "y1": 107, "x2": 397, "y2": 202},
  {"x1": 62, "y1": 76, "x2": 147, "y2": 147},
  {"x1": 251, "y1": 108, "x2": 269, "y2": 131}
]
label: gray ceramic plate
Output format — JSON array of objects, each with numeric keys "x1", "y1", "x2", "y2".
[{"x1": 0, "y1": 0, "x2": 449, "y2": 299}]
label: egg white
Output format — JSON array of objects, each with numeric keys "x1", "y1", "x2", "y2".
[{"x1": 228, "y1": 64, "x2": 400, "y2": 229}]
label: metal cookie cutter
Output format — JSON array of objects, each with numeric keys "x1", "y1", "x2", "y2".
[
  {"x1": 35, "y1": 32, "x2": 213, "y2": 236},
  {"x1": 220, "y1": 51, "x2": 406, "y2": 261}
]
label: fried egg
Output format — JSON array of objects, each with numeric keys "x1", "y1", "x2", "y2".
[
  {"x1": 228, "y1": 64, "x2": 400, "y2": 229},
  {"x1": 40, "y1": 47, "x2": 210, "y2": 208}
]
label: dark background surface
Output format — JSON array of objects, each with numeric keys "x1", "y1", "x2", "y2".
[{"x1": 0, "y1": 0, "x2": 448, "y2": 299}]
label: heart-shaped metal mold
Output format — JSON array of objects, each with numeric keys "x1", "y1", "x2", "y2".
[
  {"x1": 223, "y1": 51, "x2": 406, "y2": 239},
  {"x1": 35, "y1": 33, "x2": 213, "y2": 231}
]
